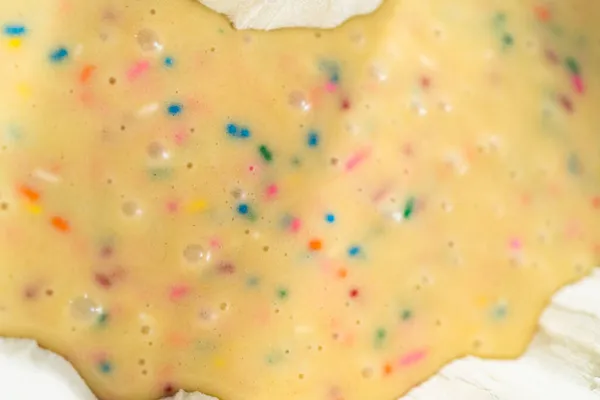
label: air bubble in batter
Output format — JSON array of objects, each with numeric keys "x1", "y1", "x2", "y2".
[
  {"x1": 122, "y1": 201, "x2": 143, "y2": 217},
  {"x1": 147, "y1": 142, "x2": 170, "y2": 160},
  {"x1": 288, "y1": 91, "x2": 311, "y2": 112},
  {"x1": 183, "y1": 244, "x2": 211, "y2": 264},
  {"x1": 70, "y1": 295, "x2": 102, "y2": 321},
  {"x1": 136, "y1": 29, "x2": 163, "y2": 53}
]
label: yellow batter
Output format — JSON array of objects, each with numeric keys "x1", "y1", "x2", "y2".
[{"x1": 0, "y1": 0, "x2": 599, "y2": 399}]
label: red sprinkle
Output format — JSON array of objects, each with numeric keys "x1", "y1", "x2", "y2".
[
  {"x1": 341, "y1": 97, "x2": 351, "y2": 110},
  {"x1": 94, "y1": 273, "x2": 113, "y2": 289},
  {"x1": 558, "y1": 94, "x2": 573, "y2": 113},
  {"x1": 162, "y1": 384, "x2": 176, "y2": 396},
  {"x1": 349, "y1": 288, "x2": 359, "y2": 298},
  {"x1": 544, "y1": 49, "x2": 559, "y2": 64},
  {"x1": 217, "y1": 262, "x2": 236, "y2": 275},
  {"x1": 100, "y1": 245, "x2": 114, "y2": 258}
]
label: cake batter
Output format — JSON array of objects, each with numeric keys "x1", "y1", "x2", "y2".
[{"x1": 0, "y1": 0, "x2": 598, "y2": 399}]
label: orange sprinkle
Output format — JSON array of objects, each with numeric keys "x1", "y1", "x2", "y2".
[
  {"x1": 592, "y1": 196, "x2": 600, "y2": 209},
  {"x1": 79, "y1": 64, "x2": 96, "y2": 83},
  {"x1": 19, "y1": 185, "x2": 40, "y2": 202},
  {"x1": 308, "y1": 239, "x2": 323, "y2": 251},
  {"x1": 51, "y1": 216, "x2": 70, "y2": 232},
  {"x1": 337, "y1": 268, "x2": 348, "y2": 278},
  {"x1": 383, "y1": 363, "x2": 393, "y2": 375},
  {"x1": 534, "y1": 5, "x2": 551, "y2": 22}
]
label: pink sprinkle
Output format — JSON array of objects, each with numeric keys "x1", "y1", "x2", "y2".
[
  {"x1": 169, "y1": 284, "x2": 189, "y2": 301},
  {"x1": 325, "y1": 82, "x2": 338, "y2": 93},
  {"x1": 266, "y1": 184, "x2": 279, "y2": 199},
  {"x1": 372, "y1": 186, "x2": 391, "y2": 204},
  {"x1": 290, "y1": 217, "x2": 302, "y2": 233},
  {"x1": 173, "y1": 128, "x2": 188, "y2": 145},
  {"x1": 345, "y1": 148, "x2": 371, "y2": 172},
  {"x1": 209, "y1": 237, "x2": 222, "y2": 249},
  {"x1": 127, "y1": 60, "x2": 150, "y2": 81},
  {"x1": 572, "y1": 75, "x2": 585, "y2": 94},
  {"x1": 248, "y1": 165, "x2": 256, "y2": 172},
  {"x1": 397, "y1": 349, "x2": 427, "y2": 367},
  {"x1": 166, "y1": 200, "x2": 180, "y2": 213},
  {"x1": 509, "y1": 238, "x2": 522, "y2": 250}
]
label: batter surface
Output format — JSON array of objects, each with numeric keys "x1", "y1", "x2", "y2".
[{"x1": 0, "y1": 1, "x2": 599, "y2": 399}]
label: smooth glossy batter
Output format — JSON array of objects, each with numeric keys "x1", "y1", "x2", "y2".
[{"x1": 0, "y1": 1, "x2": 599, "y2": 399}]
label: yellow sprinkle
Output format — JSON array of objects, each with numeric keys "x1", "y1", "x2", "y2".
[
  {"x1": 187, "y1": 199, "x2": 208, "y2": 213},
  {"x1": 475, "y1": 295, "x2": 489, "y2": 308},
  {"x1": 212, "y1": 356, "x2": 226, "y2": 368},
  {"x1": 16, "y1": 83, "x2": 32, "y2": 99},
  {"x1": 25, "y1": 203, "x2": 42, "y2": 215},
  {"x1": 7, "y1": 38, "x2": 22, "y2": 49}
]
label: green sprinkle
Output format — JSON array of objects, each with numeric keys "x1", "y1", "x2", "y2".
[
  {"x1": 502, "y1": 33, "x2": 514, "y2": 47},
  {"x1": 403, "y1": 197, "x2": 415, "y2": 219},
  {"x1": 148, "y1": 167, "x2": 173, "y2": 180},
  {"x1": 259, "y1": 145, "x2": 273, "y2": 163},
  {"x1": 567, "y1": 153, "x2": 582, "y2": 175},
  {"x1": 374, "y1": 328, "x2": 387, "y2": 348},
  {"x1": 491, "y1": 303, "x2": 508, "y2": 320},
  {"x1": 265, "y1": 350, "x2": 284, "y2": 365},
  {"x1": 246, "y1": 276, "x2": 260, "y2": 287},
  {"x1": 96, "y1": 312, "x2": 109, "y2": 326},
  {"x1": 400, "y1": 309, "x2": 413, "y2": 321},
  {"x1": 196, "y1": 340, "x2": 217, "y2": 351},
  {"x1": 549, "y1": 24, "x2": 563, "y2": 37},
  {"x1": 493, "y1": 12, "x2": 506, "y2": 29},
  {"x1": 277, "y1": 287, "x2": 289, "y2": 300},
  {"x1": 565, "y1": 57, "x2": 580, "y2": 75}
]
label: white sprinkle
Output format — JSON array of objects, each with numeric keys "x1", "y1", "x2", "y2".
[
  {"x1": 73, "y1": 44, "x2": 84, "y2": 58},
  {"x1": 33, "y1": 169, "x2": 61, "y2": 183},
  {"x1": 137, "y1": 102, "x2": 159, "y2": 117},
  {"x1": 294, "y1": 325, "x2": 314, "y2": 334},
  {"x1": 392, "y1": 211, "x2": 404, "y2": 222}
]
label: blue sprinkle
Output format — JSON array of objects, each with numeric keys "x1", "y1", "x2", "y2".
[
  {"x1": 307, "y1": 131, "x2": 320, "y2": 148},
  {"x1": 164, "y1": 56, "x2": 174, "y2": 67},
  {"x1": 320, "y1": 60, "x2": 341, "y2": 83},
  {"x1": 98, "y1": 361, "x2": 112, "y2": 374},
  {"x1": 49, "y1": 47, "x2": 69, "y2": 63},
  {"x1": 239, "y1": 127, "x2": 250, "y2": 138},
  {"x1": 226, "y1": 123, "x2": 238, "y2": 134},
  {"x1": 567, "y1": 153, "x2": 582, "y2": 175},
  {"x1": 348, "y1": 245, "x2": 361, "y2": 257},
  {"x1": 325, "y1": 213, "x2": 335, "y2": 223},
  {"x1": 3, "y1": 24, "x2": 27, "y2": 37},
  {"x1": 167, "y1": 103, "x2": 183, "y2": 116},
  {"x1": 226, "y1": 123, "x2": 251, "y2": 139},
  {"x1": 237, "y1": 203, "x2": 249, "y2": 215},
  {"x1": 246, "y1": 276, "x2": 260, "y2": 287}
]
